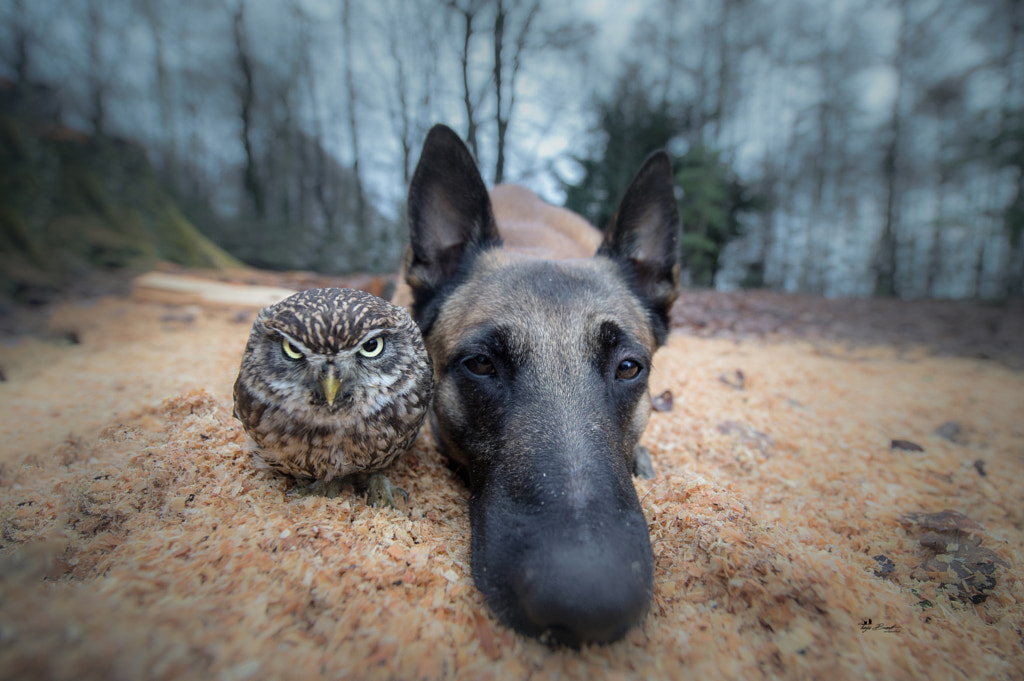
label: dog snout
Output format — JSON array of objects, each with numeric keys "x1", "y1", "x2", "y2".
[
  {"x1": 511, "y1": 517, "x2": 653, "y2": 647},
  {"x1": 467, "y1": 404, "x2": 655, "y2": 646}
]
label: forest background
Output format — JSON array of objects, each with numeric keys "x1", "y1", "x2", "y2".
[{"x1": 1, "y1": 0, "x2": 1022, "y2": 302}]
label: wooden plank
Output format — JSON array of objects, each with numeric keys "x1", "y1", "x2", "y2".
[{"x1": 132, "y1": 271, "x2": 296, "y2": 308}]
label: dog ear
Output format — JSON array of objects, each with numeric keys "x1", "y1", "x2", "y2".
[
  {"x1": 598, "y1": 151, "x2": 681, "y2": 338},
  {"x1": 405, "y1": 124, "x2": 501, "y2": 330}
]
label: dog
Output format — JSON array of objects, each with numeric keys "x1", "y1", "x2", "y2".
[{"x1": 398, "y1": 125, "x2": 680, "y2": 646}]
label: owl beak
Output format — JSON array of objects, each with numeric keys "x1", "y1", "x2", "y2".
[{"x1": 320, "y1": 367, "x2": 341, "y2": 406}]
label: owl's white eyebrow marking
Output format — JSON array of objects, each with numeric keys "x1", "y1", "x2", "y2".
[{"x1": 271, "y1": 330, "x2": 314, "y2": 355}]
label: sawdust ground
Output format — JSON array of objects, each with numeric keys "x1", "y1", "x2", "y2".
[{"x1": 0, "y1": 291, "x2": 1022, "y2": 680}]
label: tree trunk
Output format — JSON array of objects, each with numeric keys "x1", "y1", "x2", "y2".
[
  {"x1": 87, "y1": 2, "x2": 107, "y2": 137},
  {"x1": 711, "y1": 0, "x2": 733, "y2": 144},
  {"x1": 342, "y1": 0, "x2": 367, "y2": 256},
  {"x1": 11, "y1": 0, "x2": 29, "y2": 84},
  {"x1": 492, "y1": 0, "x2": 506, "y2": 183},
  {"x1": 875, "y1": 2, "x2": 907, "y2": 298},
  {"x1": 492, "y1": 0, "x2": 540, "y2": 185},
  {"x1": 1001, "y1": 0, "x2": 1024, "y2": 297},
  {"x1": 458, "y1": 4, "x2": 479, "y2": 160},
  {"x1": 141, "y1": 0, "x2": 179, "y2": 195},
  {"x1": 392, "y1": 36, "x2": 413, "y2": 185},
  {"x1": 289, "y1": 3, "x2": 337, "y2": 269},
  {"x1": 231, "y1": 2, "x2": 264, "y2": 219}
]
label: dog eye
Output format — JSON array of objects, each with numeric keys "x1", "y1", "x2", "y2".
[
  {"x1": 463, "y1": 354, "x2": 496, "y2": 376},
  {"x1": 616, "y1": 359, "x2": 642, "y2": 380},
  {"x1": 358, "y1": 336, "x2": 385, "y2": 358}
]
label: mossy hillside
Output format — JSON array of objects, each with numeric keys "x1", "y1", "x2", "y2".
[{"x1": 0, "y1": 113, "x2": 240, "y2": 301}]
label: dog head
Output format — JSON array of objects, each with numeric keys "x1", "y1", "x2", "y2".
[{"x1": 406, "y1": 125, "x2": 679, "y2": 646}]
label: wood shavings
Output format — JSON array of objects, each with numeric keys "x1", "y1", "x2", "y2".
[{"x1": 1, "y1": 297, "x2": 1023, "y2": 680}]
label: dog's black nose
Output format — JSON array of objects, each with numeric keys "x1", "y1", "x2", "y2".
[{"x1": 512, "y1": 527, "x2": 652, "y2": 647}]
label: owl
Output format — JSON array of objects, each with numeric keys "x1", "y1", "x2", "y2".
[{"x1": 233, "y1": 287, "x2": 433, "y2": 507}]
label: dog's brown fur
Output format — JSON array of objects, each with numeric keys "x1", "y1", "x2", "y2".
[{"x1": 399, "y1": 125, "x2": 681, "y2": 647}]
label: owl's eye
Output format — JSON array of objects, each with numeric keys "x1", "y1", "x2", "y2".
[
  {"x1": 358, "y1": 336, "x2": 385, "y2": 358},
  {"x1": 281, "y1": 339, "x2": 304, "y2": 360}
]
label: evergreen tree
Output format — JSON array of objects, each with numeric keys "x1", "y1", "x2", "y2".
[
  {"x1": 562, "y1": 65, "x2": 760, "y2": 287},
  {"x1": 563, "y1": 63, "x2": 689, "y2": 231},
  {"x1": 675, "y1": 143, "x2": 760, "y2": 286}
]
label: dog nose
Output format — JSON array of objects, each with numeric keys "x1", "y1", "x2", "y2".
[{"x1": 512, "y1": 531, "x2": 652, "y2": 646}]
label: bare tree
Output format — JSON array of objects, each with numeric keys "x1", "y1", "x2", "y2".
[
  {"x1": 491, "y1": 0, "x2": 540, "y2": 183},
  {"x1": 875, "y1": 0, "x2": 918, "y2": 297},
  {"x1": 341, "y1": 0, "x2": 367, "y2": 235},
  {"x1": 3, "y1": 0, "x2": 33, "y2": 84},
  {"x1": 137, "y1": 0, "x2": 181, "y2": 193},
  {"x1": 492, "y1": 0, "x2": 508, "y2": 181},
  {"x1": 446, "y1": 0, "x2": 593, "y2": 182},
  {"x1": 230, "y1": 0, "x2": 264, "y2": 218},
  {"x1": 0, "y1": 0, "x2": 60, "y2": 122},
  {"x1": 799, "y1": 4, "x2": 874, "y2": 293},
  {"x1": 380, "y1": 1, "x2": 417, "y2": 186},
  {"x1": 376, "y1": 0, "x2": 444, "y2": 186},
  {"x1": 287, "y1": 0, "x2": 337, "y2": 266},
  {"x1": 447, "y1": 0, "x2": 485, "y2": 160},
  {"x1": 987, "y1": 0, "x2": 1024, "y2": 296},
  {"x1": 709, "y1": 0, "x2": 737, "y2": 143},
  {"x1": 85, "y1": 1, "x2": 113, "y2": 135}
]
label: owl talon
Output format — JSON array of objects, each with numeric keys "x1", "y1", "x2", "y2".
[
  {"x1": 366, "y1": 472, "x2": 408, "y2": 508},
  {"x1": 299, "y1": 477, "x2": 346, "y2": 499}
]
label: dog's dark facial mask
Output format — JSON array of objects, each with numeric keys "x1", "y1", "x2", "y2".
[{"x1": 406, "y1": 125, "x2": 680, "y2": 647}]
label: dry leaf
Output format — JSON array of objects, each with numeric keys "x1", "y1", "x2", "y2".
[
  {"x1": 934, "y1": 421, "x2": 963, "y2": 443},
  {"x1": 652, "y1": 390, "x2": 674, "y2": 412},
  {"x1": 719, "y1": 369, "x2": 746, "y2": 390},
  {"x1": 872, "y1": 554, "x2": 895, "y2": 578},
  {"x1": 717, "y1": 420, "x2": 773, "y2": 457},
  {"x1": 900, "y1": 510, "x2": 1006, "y2": 603},
  {"x1": 899, "y1": 510, "x2": 982, "y2": 533}
]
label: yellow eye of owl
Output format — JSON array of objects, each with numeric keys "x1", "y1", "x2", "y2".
[
  {"x1": 358, "y1": 336, "x2": 385, "y2": 358},
  {"x1": 282, "y1": 339, "x2": 304, "y2": 360}
]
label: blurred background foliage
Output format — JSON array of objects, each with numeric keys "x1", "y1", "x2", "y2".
[
  {"x1": 0, "y1": 94, "x2": 240, "y2": 301},
  {"x1": 0, "y1": 0, "x2": 1021, "y2": 303},
  {"x1": 561, "y1": 65, "x2": 760, "y2": 287}
]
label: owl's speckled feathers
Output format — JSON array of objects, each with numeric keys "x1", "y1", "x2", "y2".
[{"x1": 233, "y1": 288, "x2": 433, "y2": 505}]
